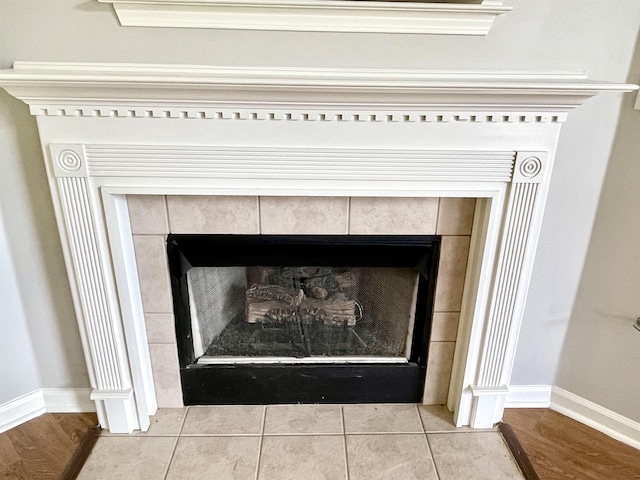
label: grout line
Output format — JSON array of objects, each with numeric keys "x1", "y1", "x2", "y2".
[
  {"x1": 162, "y1": 436, "x2": 180, "y2": 480},
  {"x1": 162, "y1": 406, "x2": 190, "y2": 479},
  {"x1": 338, "y1": 431, "x2": 425, "y2": 436},
  {"x1": 254, "y1": 406, "x2": 267, "y2": 480},
  {"x1": 164, "y1": 195, "x2": 172, "y2": 233},
  {"x1": 341, "y1": 406, "x2": 350, "y2": 480},
  {"x1": 435, "y1": 197, "x2": 441, "y2": 234},
  {"x1": 177, "y1": 406, "x2": 189, "y2": 436},
  {"x1": 424, "y1": 432, "x2": 442, "y2": 480},
  {"x1": 415, "y1": 404, "x2": 425, "y2": 433},
  {"x1": 257, "y1": 196, "x2": 262, "y2": 234},
  {"x1": 346, "y1": 197, "x2": 352, "y2": 234}
]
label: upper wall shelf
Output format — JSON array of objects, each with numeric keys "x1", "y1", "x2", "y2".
[{"x1": 96, "y1": 0, "x2": 512, "y2": 35}]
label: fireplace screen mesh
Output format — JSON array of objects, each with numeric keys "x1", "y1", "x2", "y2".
[{"x1": 187, "y1": 266, "x2": 420, "y2": 362}]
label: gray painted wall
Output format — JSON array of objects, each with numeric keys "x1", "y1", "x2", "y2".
[{"x1": 555, "y1": 35, "x2": 640, "y2": 423}]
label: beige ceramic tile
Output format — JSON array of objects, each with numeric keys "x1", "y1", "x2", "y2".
[
  {"x1": 346, "y1": 434, "x2": 438, "y2": 480},
  {"x1": 133, "y1": 235, "x2": 173, "y2": 313},
  {"x1": 182, "y1": 406, "x2": 264, "y2": 435},
  {"x1": 167, "y1": 195, "x2": 259, "y2": 234},
  {"x1": 103, "y1": 408, "x2": 186, "y2": 436},
  {"x1": 258, "y1": 435, "x2": 347, "y2": 480},
  {"x1": 433, "y1": 236, "x2": 471, "y2": 312},
  {"x1": 77, "y1": 437, "x2": 176, "y2": 479},
  {"x1": 145, "y1": 313, "x2": 176, "y2": 344},
  {"x1": 149, "y1": 344, "x2": 183, "y2": 408},
  {"x1": 436, "y1": 198, "x2": 476, "y2": 235},
  {"x1": 127, "y1": 195, "x2": 169, "y2": 235},
  {"x1": 430, "y1": 312, "x2": 460, "y2": 342},
  {"x1": 427, "y1": 432, "x2": 524, "y2": 479},
  {"x1": 423, "y1": 342, "x2": 456, "y2": 405},
  {"x1": 264, "y1": 405, "x2": 343, "y2": 434},
  {"x1": 418, "y1": 405, "x2": 462, "y2": 432},
  {"x1": 260, "y1": 196, "x2": 349, "y2": 234},
  {"x1": 342, "y1": 404, "x2": 423, "y2": 434},
  {"x1": 166, "y1": 436, "x2": 260, "y2": 480},
  {"x1": 349, "y1": 197, "x2": 438, "y2": 234}
]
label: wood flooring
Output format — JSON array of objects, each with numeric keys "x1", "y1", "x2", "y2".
[
  {"x1": 0, "y1": 412, "x2": 97, "y2": 480},
  {"x1": 503, "y1": 408, "x2": 640, "y2": 480}
]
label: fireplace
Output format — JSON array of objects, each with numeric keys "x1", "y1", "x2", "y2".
[
  {"x1": 0, "y1": 62, "x2": 632, "y2": 433},
  {"x1": 167, "y1": 234, "x2": 440, "y2": 404}
]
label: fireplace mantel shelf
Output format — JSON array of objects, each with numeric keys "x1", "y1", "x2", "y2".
[
  {"x1": 96, "y1": 0, "x2": 512, "y2": 36},
  {"x1": 0, "y1": 62, "x2": 636, "y2": 122}
]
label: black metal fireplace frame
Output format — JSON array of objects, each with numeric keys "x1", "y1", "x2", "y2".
[{"x1": 167, "y1": 234, "x2": 440, "y2": 405}]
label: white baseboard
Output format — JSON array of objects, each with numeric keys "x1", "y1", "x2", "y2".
[
  {"x1": 0, "y1": 388, "x2": 96, "y2": 434},
  {"x1": 43, "y1": 388, "x2": 96, "y2": 413},
  {"x1": 0, "y1": 390, "x2": 46, "y2": 434},
  {"x1": 551, "y1": 386, "x2": 640, "y2": 450},
  {"x1": 504, "y1": 385, "x2": 552, "y2": 408}
]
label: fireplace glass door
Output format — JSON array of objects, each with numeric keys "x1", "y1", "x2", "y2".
[
  {"x1": 168, "y1": 235, "x2": 440, "y2": 405},
  {"x1": 188, "y1": 266, "x2": 419, "y2": 363}
]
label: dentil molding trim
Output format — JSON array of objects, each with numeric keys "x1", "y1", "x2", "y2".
[
  {"x1": 97, "y1": 0, "x2": 512, "y2": 35},
  {"x1": 0, "y1": 62, "x2": 636, "y2": 122}
]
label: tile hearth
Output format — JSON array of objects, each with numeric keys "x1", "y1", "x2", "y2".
[{"x1": 81, "y1": 404, "x2": 524, "y2": 479}]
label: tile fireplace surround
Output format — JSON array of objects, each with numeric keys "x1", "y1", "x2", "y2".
[{"x1": 0, "y1": 63, "x2": 634, "y2": 434}]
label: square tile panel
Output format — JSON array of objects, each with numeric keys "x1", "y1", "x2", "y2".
[
  {"x1": 433, "y1": 235, "x2": 471, "y2": 312},
  {"x1": 260, "y1": 196, "x2": 349, "y2": 234},
  {"x1": 77, "y1": 437, "x2": 176, "y2": 479},
  {"x1": 166, "y1": 436, "x2": 260, "y2": 480},
  {"x1": 182, "y1": 406, "x2": 264, "y2": 435},
  {"x1": 127, "y1": 195, "x2": 169, "y2": 235},
  {"x1": 149, "y1": 344, "x2": 183, "y2": 408},
  {"x1": 346, "y1": 434, "x2": 438, "y2": 480},
  {"x1": 167, "y1": 195, "x2": 260, "y2": 234},
  {"x1": 132, "y1": 235, "x2": 173, "y2": 314},
  {"x1": 144, "y1": 313, "x2": 176, "y2": 344},
  {"x1": 349, "y1": 197, "x2": 438, "y2": 234},
  {"x1": 258, "y1": 435, "x2": 347, "y2": 480},
  {"x1": 102, "y1": 408, "x2": 186, "y2": 436},
  {"x1": 430, "y1": 312, "x2": 460, "y2": 342},
  {"x1": 342, "y1": 404, "x2": 423, "y2": 434},
  {"x1": 418, "y1": 405, "x2": 463, "y2": 432},
  {"x1": 436, "y1": 197, "x2": 476, "y2": 235},
  {"x1": 428, "y1": 431, "x2": 524, "y2": 479},
  {"x1": 423, "y1": 342, "x2": 456, "y2": 405},
  {"x1": 264, "y1": 405, "x2": 343, "y2": 435}
]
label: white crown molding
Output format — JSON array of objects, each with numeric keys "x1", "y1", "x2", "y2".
[
  {"x1": 0, "y1": 62, "x2": 636, "y2": 121},
  {"x1": 96, "y1": 0, "x2": 512, "y2": 36}
]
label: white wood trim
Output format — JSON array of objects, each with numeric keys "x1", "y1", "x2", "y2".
[
  {"x1": 84, "y1": 146, "x2": 517, "y2": 182},
  {"x1": 0, "y1": 63, "x2": 635, "y2": 120},
  {"x1": 0, "y1": 391, "x2": 46, "y2": 434},
  {"x1": 0, "y1": 388, "x2": 96, "y2": 434},
  {"x1": 42, "y1": 388, "x2": 96, "y2": 413},
  {"x1": 97, "y1": 0, "x2": 512, "y2": 35},
  {"x1": 551, "y1": 387, "x2": 640, "y2": 450},
  {"x1": 504, "y1": 385, "x2": 552, "y2": 408}
]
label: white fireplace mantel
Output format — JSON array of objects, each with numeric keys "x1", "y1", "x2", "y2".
[
  {"x1": 0, "y1": 62, "x2": 635, "y2": 433},
  {"x1": 97, "y1": 0, "x2": 512, "y2": 36}
]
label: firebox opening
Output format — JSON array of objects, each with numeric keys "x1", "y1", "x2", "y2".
[{"x1": 168, "y1": 235, "x2": 440, "y2": 405}]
